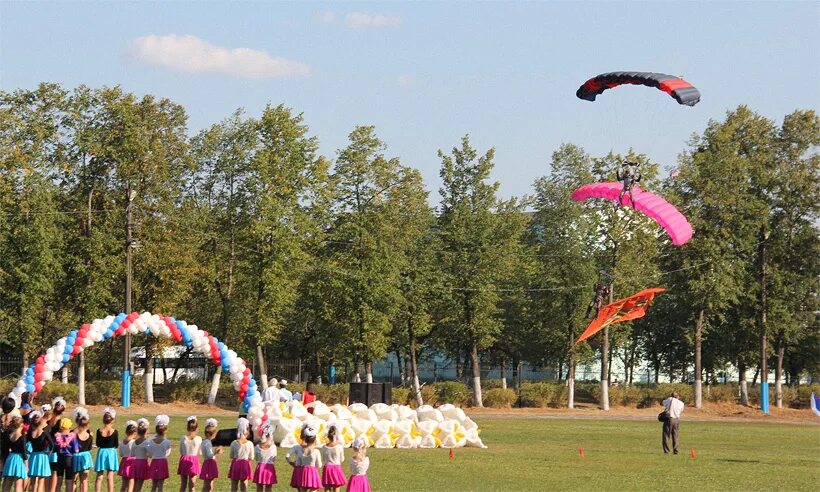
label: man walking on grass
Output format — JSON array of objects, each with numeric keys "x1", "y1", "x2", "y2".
[{"x1": 662, "y1": 391, "x2": 684, "y2": 454}]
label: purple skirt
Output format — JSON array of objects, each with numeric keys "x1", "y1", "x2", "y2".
[
  {"x1": 228, "y1": 459, "x2": 252, "y2": 481},
  {"x1": 347, "y1": 475, "x2": 371, "y2": 492},
  {"x1": 177, "y1": 455, "x2": 201, "y2": 477},
  {"x1": 322, "y1": 464, "x2": 347, "y2": 487},
  {"x1": 291, "y1": 465, "x2": 322, "y2": 489},
  {"x1": 131, "y1": 458, "x2": 150, "y2": 480},
  {"x1": 118, "y1": 457, "x2": 134, "y2": 478},
  {"x1": 252, "y1": 463, "x2": 277, "y2": 485},
  {"x1": 200, "y1": 459, "x2": 219, "y2": 480},
  {"x1": 149, "y1": 458, "x2": 169, "y2": 480}
]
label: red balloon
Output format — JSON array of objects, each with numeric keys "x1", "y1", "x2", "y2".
[
  {"x1": 35, "y1": 381, "x2": 44, "y2": 392},
  {"x1": 241, "y1": 383, "x2": 249, "y2": 392},
  {"x1": 72, "y1": 345, "x2": 82, "y2": 356},
  {"x1": 34, "y1": 372, "x2": 44, "y2": 382}
]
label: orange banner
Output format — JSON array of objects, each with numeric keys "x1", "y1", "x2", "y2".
[{"x1": 576, "y1": 288, "x2": 666, "y2": 343}]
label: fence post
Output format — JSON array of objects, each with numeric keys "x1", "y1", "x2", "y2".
[{"x1": 297, "y1": 359, "x2": 302, "y2": 383}]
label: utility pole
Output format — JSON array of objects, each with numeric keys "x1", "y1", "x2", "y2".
[{"x1": 122, "y1": 184, "x2": 137, "y2": 408}]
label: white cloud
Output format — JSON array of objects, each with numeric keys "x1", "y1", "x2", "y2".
[
  {"x1": 129, "y1": 34, "x2": 311, "y2": 79},
  {"x1": 318, "y1": 11, "x2": 336, "y2": 24},
  {"x1": 397, "y1": 74, "x2": 413, "y2": 86},
  {"x1": 345, "y1": 12, "x2": 401, "y2": 29}
]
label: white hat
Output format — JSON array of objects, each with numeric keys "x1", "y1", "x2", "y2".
[
  {"x1": 237, "y1": 417, "x2": 250, "y2": 438},
  {"x1": 302, "y1": 424, "x2": 317, "y2": 438},
  {"x1": 125, "y1": 420, "x2": 138, "y2": 430},
  {"x1": 279, "y1": 379, "x2": 288, "y2": 386},
  {"x1": 28, "y1": 410, "x2": 42, "y2": 421},
  {"x1": 205, "y1": 418, "x2": 218, "y2": 428},
  {"x1": 352, "y1": 437, "x2": 368, "y2": 449},
  {"x1": 137, "y1": 418, "x2": 149, "y2": 428},
  {"x1": 103, "y1": 407, "x2": 116, "y2": 419},
  {"x1": 260, "y1": 423, "x2": 275, "y2": 441},
  {"x1": 39, "y1": 404, "x2": 52, "y2": 413},
  {"x1": 51, "y1": 397, "x2": 66, "y2": 408},
  {"x1": 186, "y1": 415, "x2": 197, "y2": 423},
  {"x1": 155, "y1": 414, "x2": 170, "y2": 426},
  {"x1": 73, "y1": 407, "x2": 89, "y2": 420},
  {"x1": 268, "y1": 378, "x2": 278, "y2": 387}
]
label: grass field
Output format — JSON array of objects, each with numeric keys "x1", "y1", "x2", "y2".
[{"x1": 75, "y1": 415, "x2": 818, "y2": 491}]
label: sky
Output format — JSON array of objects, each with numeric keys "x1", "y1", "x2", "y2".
[{"x1": 1, "y1": 1, "x2": 818, "y2": 200}]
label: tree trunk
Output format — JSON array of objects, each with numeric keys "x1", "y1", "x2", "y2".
[
  {"x1": 61, "y1": 365, "x2": 68, "y2": 384},
  {"x1": 739, "y1": 361, "x2": 749, "y2": 406},
  {"x1": 207, "y1": 369, "x2": 221, "y2": 405},
  {"x1": 653, "y1": 359, "x2": 660, "y2": 384},
  {"x1": 758, "y1": 228, "x2": 769, "y2": 411},
  {"x1": 567, "y1": 359, "x2": 576, "y2": 409},
  {"x1": 408, "y1": 318, "x2": 423, "y2": 407},
  {"x1": 455, "y1": 348, "x2": 464, "y2": 382},
  {"x1": 257, "y1": 346, "x2": 268, "y2": 391},
  {"x1": 751, "y1": 367, "x2": 759, "y2": 387},
  {"x1": 144, "y1": 355, "x2": 154, "y2": 404},
  {"x1": 694, "y1": 307, "x2": 704, "y2": 409},
  {"x1": 500, "y1": 354, "x2": 507, "y2": 390},
  {"x1": 470, "y1": 341, "x2": 483, "y2": 407},
  {"x1": 78, "y1": 351, "x2": 86, "y2": 406},
  {"x1": 775, "y1": 336, "x2": 784, "y2": 409},
  {"x1": 395, "y1": 350, "x2": 405, "y2": 386},
  {"x1": 600, "y1": 325, "x2": 610, "y2": 411},
  {"x1": 365, "y1": 362, "x2": 373, "y2": 383}
]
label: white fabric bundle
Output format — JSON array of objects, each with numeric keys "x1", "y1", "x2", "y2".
[
  {"x1": 393, "y1": 419, "x2": 420, "y2": 449},
  {"x1": 370, "y1": 403, "x2": 397, "y2": 422},
  {"x1": 438, "y1": 419, "x2": 466, "y2": 449},
  {"x1": 416, "y1": 420, "x2": 440, "y2": 449},
  {"x1": 417, "y1": 405, "x2": 443, "y2": 423},
  {"x1": 312, "y1": 402, "x2": 333, "y2": 421},
  {"x1": 463, "y1": 427, "x2": 487, "y2": 449},
  {"x1": 396, "y1": 405, "x2": 417, "y2": 422},
  {"x1": 348, "y1": 403, "x2": 369, "y2": 419},
  {"x1": 330, "y1": 404, "x2": 353, "y2": 421},
  {"x1": 274, "y1": 417, "x2": 301, "y2": 448},
  {"x1": 438, "y1": 404, "x2": 467, "y2": 423},
  {"x1": 335, "y1": 420, "x2": 356, "y2": 448},
  {"x1": 286, "y1": 401, "x2": 308, "y2": 421},
  {"x1": 370, "y1": 420, "x2": 394, "y2": 448},
  {"x1": 350, "y1": 417, "x2": 373, "y2": 444}
]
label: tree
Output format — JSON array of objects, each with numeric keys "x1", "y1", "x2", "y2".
[{"x1": 436, "y1": 135, "x2": 526, "y2": 407}]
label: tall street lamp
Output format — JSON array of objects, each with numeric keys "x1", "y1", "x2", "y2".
[{"x1": 122, "y1": 184, "x2": 137, "y2": 408}]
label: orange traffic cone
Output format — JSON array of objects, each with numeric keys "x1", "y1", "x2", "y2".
[
  {"x1": 690, "y1": 448, "x2": 696, "y2": 459},
  {"x1": 449, "y1": 448, "x2": 454, "y2": 460},
  {"x1": 579, "y1": 447, "x2": 585, "y2": 458}
]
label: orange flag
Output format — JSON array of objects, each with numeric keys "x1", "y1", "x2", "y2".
[{"x1": 576, "y1": 288, "x2": 666, "y2": 343}]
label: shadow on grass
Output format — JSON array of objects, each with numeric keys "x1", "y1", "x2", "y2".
[{"x1": 718, "y1": 458, "x2": 762, "y2": 464}]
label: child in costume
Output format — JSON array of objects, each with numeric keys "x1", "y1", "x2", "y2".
[
  {"x1": 72, "y1": 408, "x2": 94, "y2": 492},
  {"x1": 228, "y1": 418, "x2": 254, "y2": 492},
  {"x1": 147, "y1": 416, "x2": 171, "y2": 492},
  {"x1": 53, "y1": 417, "x2": 79, "y2": 492},
  {"x1": 131, "y1": 418, "x2": 151, "y2": 492},
  {"x1": 346, "y1": 438, "x2": 370, "y2": 492},
  {"x1": 177, "y1": 416, "x2": 202, "y2": 492},
  {"x1": 199, "y1": 419, "x2": 221, "y2": 492},
  {"x1": 117, "y1": 421, "x2": 137, "y2": 492},
  {"x1": 1, "y1": 414, "x2": 28, "y2": 490},
  {"x1": 286, "y1": 424, "x2": 322, "y2": 492},
  {"x1": 27, "y1": 410, "x2": 53, "y2": 492},
  {"x1": 95, "y1": 407, "x2": 120, "y2": 492},
  {"x1": 252, "y1": 424, "x2": 277, "y2": 492},
  {"x1": 321, "y1": 424, "x2": 346, "y2": 492}
]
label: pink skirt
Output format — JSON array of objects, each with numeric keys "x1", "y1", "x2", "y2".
[
  {"x1": 118, "y1": 457, "x2": 135, "y2": 478},
  {"x1": 149, "y1": 457, "x2": 169, "y2": 480},
  {"x1": 252, "y1": 463, "x2": 277, "y2": 486},
  {"x1": 290, "y1": 466, "x2": 304, "y2": 488},
  {"x1": 322, "y1": 464, "x2": 347, "y2": 487},
  {"x1": 131, "y1": 458, "x2": 150, "y2": 480},
  {"x1": 347, "y1": 475, "x2": 371, "y2": 492},
  {"x1": 177, "y1": 455, "x2": 201, "y2": 477},
  {"x1": 200, "y1": 459, "x2": 219, "y2": 480},
  {"x1": 295, "y1": 465, "x2": 322, "y2": 490},
  {"x1": 228, "y1": 459, "x2": 252, "y2": 481}
]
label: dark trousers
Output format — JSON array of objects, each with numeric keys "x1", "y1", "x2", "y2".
[{"x1": 662, "y1": 418, "x2": 680, "y2": 454}]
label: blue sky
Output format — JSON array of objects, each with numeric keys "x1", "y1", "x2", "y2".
[{"x1": 2, "y1": 1, "x2": 818, "y2": 199}]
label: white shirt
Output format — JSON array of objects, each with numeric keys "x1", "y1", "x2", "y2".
[
  {"x1": 662, "y1": 397, "x2": 685, "y2": 419},
  {"x1": 286, "y1": 445, "x2": 322, "y2": 467},
  {"x1": 118, "y1": 440, "x2": 134, "y2": 459},
  {"x1": 322, "y1": 444, "x2": 344, "y2": 465},
  {"x1": 179, "y1": 436, "x2": 202, "y2": 456},
  {"x1": 132, "y1": 439, "x2": 151, "y2": 460},
  {"x1": 255, "y1": 444, "x2": 277, "y2": 464},
  {"x1": 230, "y1": 440, "x2": 254, "y2": 461},
  {"x1": 279, "y1": 388, "x2": 293, "y2": 402},
  {"x1": 148, "y1": 438, "x2": 172, "y2": 459},
  {"x1": 349, "y1": 457, "x2": 369, "y2": 476},
  {"x1": 262, "y1": 386, "x2": 280, "y2": 403},
  {"x1": 201, "y1": 440, "x2": 217, "y2": 460}
]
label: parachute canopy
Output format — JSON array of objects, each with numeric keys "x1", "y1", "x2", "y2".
[
  {"x1": 577, "y1": 288, "x2": 666, "y2": 343},
  {"x1": 571, "y1": 182, "x2": 693, "y2": 246},
  {"x1": 576, "y1": 72, "x2": 701, "y2": 106}
]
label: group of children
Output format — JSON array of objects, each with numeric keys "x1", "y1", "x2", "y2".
[{"x1": 1, "y1": 395, "x2": 371, "y2": 492}]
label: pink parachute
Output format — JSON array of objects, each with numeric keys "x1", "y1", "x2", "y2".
[{"x1": 572, "y1": 182, "x2": 693, "y2": 246}]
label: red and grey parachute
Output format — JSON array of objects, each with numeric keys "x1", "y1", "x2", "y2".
[
  {"x1": 572, "y1": 182, "x2": 693, "y2": 246},
  {"x1": 576, "y1": 72, "x2": 701, "y2": 107}
]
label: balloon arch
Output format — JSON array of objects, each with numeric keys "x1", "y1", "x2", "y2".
[{"x1": 8, "y1": 311, "x2": 265, "y2": 431}]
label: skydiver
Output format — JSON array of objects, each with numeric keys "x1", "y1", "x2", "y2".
[
  {"x1": 616, "y1": 160, "x2": 642, "y2": 207},
  {"x1": 584, "y1": 277, "x2": 612, "y2": 319}
]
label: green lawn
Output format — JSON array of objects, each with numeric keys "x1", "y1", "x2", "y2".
[{"x1": 81, "y1": 415, "x2": 818, "y2": 491}]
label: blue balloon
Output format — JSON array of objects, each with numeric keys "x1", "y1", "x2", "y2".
[
  {"x1": 25, "y1": 376, "x2": 34, "y2": 385},
  {"x1": 63, "y1": 345, "x2": 72, "y2": 354},
  {"x1": 26, "y1": 384, "x2": 35, "y2": 393},
  {"x1": 62, "y1": 354, "x2": 70, "y2": 363}
]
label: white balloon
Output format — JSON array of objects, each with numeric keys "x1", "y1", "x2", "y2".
[{"x1": 82, "y1": 337, "x2": 94, "y2": 348}]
